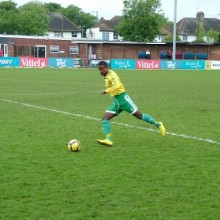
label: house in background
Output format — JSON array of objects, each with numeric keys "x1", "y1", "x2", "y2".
[
  {"x1": 47, "y1": 12, "x2": 82, "y2": 38},
  {"x1": 86, "y1": 16, "x2": 123, "y2": 41},
  {"x1": 155, "y1": 12, "x2": 220, "y2": 43},
  {"x1": 154, "y1": 27, "x2": 172, "y2": 43},
  {"x1": 45, "y1": 11, "x2": 220, "y2": 44},
  {"x1": 86, "y1": 12, "x2": 220, "y2": 43},
  {"x1": 176, "y1": 12, "x2": 220, "y2": 42}
]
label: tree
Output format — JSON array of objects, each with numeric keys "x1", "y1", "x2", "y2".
[
  {"x1": 0, "y1": 0, "x2": 17, "y2": 12},
  {"x1": 0, "y1": 1, "x2": 96, "y2": 36},
  {"x1": 17, "y1": 2, "x2": 49, "y2": 35},
  {"x1": 206, "y1": 28, "x2": 220, "y2": 43},
  {"x1": 195, "y1": 24, "x2": 205, "y2": 43},
  {"x1": 165, "y1": 34, "x2": 181, "y2": 42},
  {"x1": 116, "y1": 0, "x2": 168, "y2": 42},
  {"x1": 0, "y1": 0, "x2": 18, "y2": 34},
  {"x1": 44, "y1": 2, "x2": 62, "y2": 12}
]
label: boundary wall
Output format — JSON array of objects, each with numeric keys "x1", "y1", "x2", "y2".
[{"x1": 0, "y1": 57, "x2": 220, "y2": 70}]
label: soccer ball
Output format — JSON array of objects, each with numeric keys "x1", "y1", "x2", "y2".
[{"x1": 68, "y1": 139, "x2": 81, "y2": 152}]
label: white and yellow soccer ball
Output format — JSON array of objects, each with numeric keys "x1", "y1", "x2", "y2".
[{"x1": 68, "y1": 139, "x2": 81, "y2": 152}]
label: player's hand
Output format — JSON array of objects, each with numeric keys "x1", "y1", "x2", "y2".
[{"x1": 100, "y1": 90, "x2": 107, "y2": 95}]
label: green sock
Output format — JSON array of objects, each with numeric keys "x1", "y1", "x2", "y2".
[
  {"x1": 102, "y1": 120, "x2": 112, "y2": 141},
  {"x1": 142, "y1": 114, "x2": 158, "y2": 125}
]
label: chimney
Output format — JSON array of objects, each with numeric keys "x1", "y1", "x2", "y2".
[
  {"x1": 196, "y1": 12, "x2": 205, "y2": 41},
  {"x1": 196, "y1": 11, "x2": 205, "y2": 22}
]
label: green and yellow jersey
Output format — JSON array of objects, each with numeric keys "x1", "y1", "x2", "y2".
[{"x1": 104, "y1": 70, "x2": 126, "y2": 97}]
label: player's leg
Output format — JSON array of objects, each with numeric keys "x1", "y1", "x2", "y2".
[
  {"x1": 133, "y1": 110, "x2": 166, "y2": 136},
  {"x1": 97, "y1": 112, "x2": 116, "y2": 146},
  {"x1": 97, "y1": 99, "x2": 122, "y2": 146},
  {"x1": 102, "y1": 112, "x2": 115, "y2": 141},
  {"x1": 133, "y1": 110, "x2": 157, "y2": 124},
  {"x1": 120, "y1": 93, "x2": 166, "y2": 136}
]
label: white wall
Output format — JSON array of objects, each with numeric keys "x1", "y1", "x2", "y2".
[
  {"x1": 154, "y1": 35, "x2": 164, "y2": 42},
  {"x1": 46, "y1": 31, "x2": 82, "y2": 38},
  {"x1": 86, "y1": 28, "x2": 116, "y2": 41}
]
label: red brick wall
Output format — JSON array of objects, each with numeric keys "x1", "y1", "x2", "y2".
[
  {"x1": 100, "y1": 44, "x2": 220, "y2": 60},
  {"x1": 7, "y1": 37, "x2": 220, "y2": 61},
  {"x1": 9, "y1": 37, "x2": 80, "y2": 58}
]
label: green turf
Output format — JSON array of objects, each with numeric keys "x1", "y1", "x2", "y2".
[{"x1": 0, "y1": 68, "x2": 220, "y2": 219}]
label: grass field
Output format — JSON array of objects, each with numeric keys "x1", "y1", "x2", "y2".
[{"x1": 0, "y1": 68, "x2": 220, "y2": 220}]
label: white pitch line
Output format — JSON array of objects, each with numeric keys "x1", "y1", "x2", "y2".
[
  {"x1": 1, "y1": 90, "x2": 98, "y2": 96},
  {"x1": 1, "y1": 98, "x2": 220, "y2": 145}
]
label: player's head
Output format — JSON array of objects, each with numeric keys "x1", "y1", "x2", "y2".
[{"x1": 98, "y1": 61, "x2": 109, "y2": 76}]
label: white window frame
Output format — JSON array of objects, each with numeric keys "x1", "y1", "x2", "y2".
[
  {"x1": 70, "y1": 46, "x2": 79, "y2": 54},
  {"x1": 72, "y1": 31, "x2": 78, "y2": 38},
  {"x1": 50, "y1": 45, "x2": 59, "y2": 53},
  {"x1": 182, "y1": 34, "x2": 188, "y2": 42},
  {"x1": 54, "y1": 32, "x2": 61, "y2": 37},
  {"x1": 102, "y1": 32, "x2": 109, "y2": 41}
]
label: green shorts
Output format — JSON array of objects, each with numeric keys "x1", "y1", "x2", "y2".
[{"x1": 106, "y1": 92, "x2": 138, "y2": 115}]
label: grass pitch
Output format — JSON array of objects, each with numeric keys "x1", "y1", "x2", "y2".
[{"x1": 0, "y1": 68, "x2": 220, "y2": 219}]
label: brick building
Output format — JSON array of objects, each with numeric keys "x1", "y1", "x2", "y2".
[{"x1": 1, "y1": 35, "x2": 220, "y2": 66}]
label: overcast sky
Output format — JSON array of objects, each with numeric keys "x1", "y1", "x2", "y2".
[{"x1": 8, "y1": 0, "x2": 220, "y2": 21}]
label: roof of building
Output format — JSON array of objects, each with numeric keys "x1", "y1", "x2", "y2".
[
  {"x1": 160, "y1": 26, "x2": 172, "y2": 35},
  {"x1": 48, "y1": 12, "x2": 81, "y2": 32},
  {"x1": 92, "y1": 12, "x2": 220, "y2": 37},
  {"x1": 176, "y1": 17, "x2": 220, "y2": 35},
  {"x1": 0, "y1": 37, "x2": 12, "y2": 44},
  {"x1": 93, "y1": 16, "x2": 123, "y2": 31}
]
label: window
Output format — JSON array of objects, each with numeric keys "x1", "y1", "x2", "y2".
[
  {"x1": 50, "y1": 45, "x2": 59, "y2": 53},
  {"x1": 114, "y1": 32, "x2": 118, "y2": 40},
  {"x1": 70, "y1": 46, "x2": 79, "y2": 54},
  {"x1": 54, "y1": 32, "x2": 62, "y2": 37},
  {"x1": 16, "y1": 46, "x2": 30, "y2": 56},
  {"x1": 183, "y1": 34, "x2": 188, "y2": 41},
  {"x1": 102, "y1": 32, "x2": 109, "y2": 41},
  {"x1": 34, "y1": 46, "x2": 46, "y2": 58},
  {"x1": 14, "y1": 46, "x2": 33, "y2": 57},
  {"x1": 72, "y1": 32, "x2": 78, "y2": 38}
]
